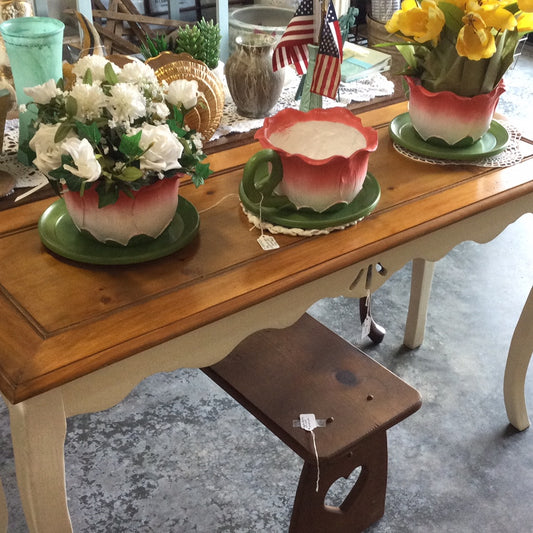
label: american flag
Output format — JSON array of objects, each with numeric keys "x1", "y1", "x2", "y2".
[
  {"x1": 272, "y1": 0, "x2": 315, "y2": 75},
  {"x1": 310, "y1": 0, "x2": 342, "y2": 99}
]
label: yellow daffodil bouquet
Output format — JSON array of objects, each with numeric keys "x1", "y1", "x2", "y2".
[{"x1": 385, "y1": 0, "x2": 533, "y2": 96}]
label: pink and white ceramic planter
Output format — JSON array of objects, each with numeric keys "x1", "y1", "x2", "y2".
[
  {"x1": 405, "y1": 76, "x2": 505, "y2": 147},
  {"x1": 244, "y1": 107, "x2": 378, "y2": 213},
  {"x1": 63, "y1": 176, "x2": 181, "y2": 246}
]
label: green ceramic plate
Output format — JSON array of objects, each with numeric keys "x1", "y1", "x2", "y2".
[
  {"x1": 389, "y1": 113, "x2": 509, "y2": 161},
  {"x1": 38, "y1": 197, "x2": 199, "y2": 265},
  {"x1": 239, "y1": 173, "x2": 381, "y2": 230}
]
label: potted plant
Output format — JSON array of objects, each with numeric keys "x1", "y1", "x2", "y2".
[
  {"x1": 25, "y1": 54, "x2": 211, "y2": 245},
  {"x1": 140, "y1": 18, "x2": 221, "y2": 70},
  {"x1": 384, "y1": 0, "x2": 533, "y2": 146}
]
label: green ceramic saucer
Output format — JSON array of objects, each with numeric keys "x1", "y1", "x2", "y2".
[
  {"x1": 38, "y1": 197, "x2": 199, "y2": 265},
  {"x1": 389, "y1": 113, "x2": 509, "y2": 161},
  {"x1": 239, "y1": 173, "x2": 381, "y2": 230}
]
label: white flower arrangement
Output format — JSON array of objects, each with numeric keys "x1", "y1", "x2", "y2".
[{"x1": 25, "y1": 56, "x2": 212, "y2": 207}]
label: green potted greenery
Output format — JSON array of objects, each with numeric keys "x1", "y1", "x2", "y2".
[{"x1": 141, "y1": 18, "x2": 221, "y2": 70}]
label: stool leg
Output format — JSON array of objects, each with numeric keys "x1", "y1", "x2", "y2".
[{"x1": 289, "y1": 430, "x2": 388, "y2": 533}]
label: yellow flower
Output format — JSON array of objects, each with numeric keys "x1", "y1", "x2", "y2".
[
  {"x1": 466, "y1": 0, "x2": 518, "y2": 31},
  {"x1": 518, "y1": 0, "x2": 533, "y2": 12},
  {"x1": 385, "y1": 0, "x2": 416, "y2": 35},
  {"x1": 456, "y1": 12, "x2": 496, "y2": 60},
  {"x1": 386, "y1": 0, "x2": 445, "y2": 45},
  {"x1": 517, "y1": 10, "x2": 533, "y2": 30}
]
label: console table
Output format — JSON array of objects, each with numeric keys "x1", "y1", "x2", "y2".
[{"x1": 0, "y1": 102, "x2": 532, "y2": 532}]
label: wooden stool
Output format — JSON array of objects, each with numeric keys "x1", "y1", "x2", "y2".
[{"x1": 203, "y1": 313, "x2": 421, "y2": 532}]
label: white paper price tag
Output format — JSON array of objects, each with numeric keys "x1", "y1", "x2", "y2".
[
  {"x1": 360, "y1": 289, "x2": 371, "y2": 340},
  {"x1": 299, "y1": 413, "x2": 319, "y2": 432},
  {"x1": 257, "y1": 234, "x2": 279, "y2": 250},
  {"x1": 361, "y1": 315, "x2": 372, "y2": 340}
]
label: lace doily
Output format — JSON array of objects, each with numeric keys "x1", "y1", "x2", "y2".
[
  {"x1": 212, "y1": 71, "x2": 395, "y2": 140},
  {"x1": 2, "y1": 119, "x2": 47, "y2": 189},
  {"x1": 242, "y1": 204, "x2": 363, "y2": 236},
  {"x1": 393, "y1": 121, "x2": 523, "y2": 167}
]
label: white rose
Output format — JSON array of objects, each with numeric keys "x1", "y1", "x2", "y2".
[
  {"x1": 165, "y1": 79, "x2": 199, "y2": 110},
  {"x1": 62, "y1": 138, "x2": 102, "y2": 182},
  {"x1": 137, "y1": 124, "x2": 183, "y2": 172},
  {"x1": 24, "y1": 79, "x2": 60, "y2": 105},
  {"x1": 30, "y1": 124, "x2": 71, "y2": 174}
]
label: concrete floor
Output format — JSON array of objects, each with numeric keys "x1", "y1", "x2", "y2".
[{"x1": 0, "y1": 46, "x2": 532, "y2": 533}]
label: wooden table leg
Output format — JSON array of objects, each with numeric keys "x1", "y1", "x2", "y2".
[
  {"x1": 504, "y1": 286, "x2": 533, "y2": 431},
  {"x1": 404, "y1": 259, "x2": 436, "y2": 349},
  {"x1": 0, "y1": 476, "x2": 7, "y2": 533},
  {"x1": 7, "y1": 389, "x2": 72, "y2": 533}
]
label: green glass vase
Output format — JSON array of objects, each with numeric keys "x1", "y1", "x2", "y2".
[{"x1": 0, "y1": 16, "x2": 64, "y2": 165}]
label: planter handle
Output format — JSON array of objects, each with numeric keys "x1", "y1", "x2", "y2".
[{"x1": 242, "y1": 149, "x2": 293, "y2": 209}]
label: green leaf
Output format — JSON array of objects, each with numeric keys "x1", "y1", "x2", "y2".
[
  {"x1": 76, "y1": 121, "x2": 101, "y2": 145},
  {"x1": 96, "y1": 181, "x2": 120, "y2": 208},
  {"x1": 148, "y1": 35, "x2": 159, "y2": 57},
  {"x1": 65, "y1": 95, "x2": 78, "y2": 117},
  {"x1": 504, "y1": 2, "x2": 520, "y2": 16},
  {"x1": 48, "y1": 165, "x2": 72, "y2": 183},
  {"x1": 171, "y1": 105, "x2": 185, "y2": 126},
  {"x1": 83, "y1": 68, "x2": 93, "y2": 85},
  {"x1": 119, "y1": 131, "x2": 144, "y2": 159},
  {"x1": 63, "y1": 172, "x2": 85, "y2": 193},
  {"x1": 54, "y1": 120, "x2": 74, "y2": 143},
  {"x1": 118, "y1": 166, "x2": 144, "y2": 182},
  {"x1": 97, "y1": 155, "x2": 115, "y2": 173},
  {"x1": 104, "y1": 62, "x2": 119, "y2": 85},
  {"x1": 439, "y1": 2, "x2": 464, "y2": 36},
  {"x1": 167, "y1": 118, "x2": 186, "y2": 137},
  {"x1": 191, "y1": 161, "x2": 212, "y2": 187}
]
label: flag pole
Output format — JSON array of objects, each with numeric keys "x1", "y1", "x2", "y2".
[{"x1": 313, "y1": 0, "x2": 322, "y2": 44}]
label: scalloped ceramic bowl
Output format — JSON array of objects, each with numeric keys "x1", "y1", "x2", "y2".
[
  {"x1": 246, "y1": 107, "x2": 378, "y2": 213},
  {"x1": 406, "y1": 76, "x2": 505, "y2": 147},
  {"x1": 63, "y1": 176, "x2": 181, "y2": 246}
]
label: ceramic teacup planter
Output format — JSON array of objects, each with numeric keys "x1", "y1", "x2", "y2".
[
  {"x1": 242, "y1": 107, "x2": 378, "y2": 213},
  {"x1": 63, "y1": 176, "x2": 181, "y2": 246},
  {"x1": 405, "y1": 76, "x2": 505, "y2": 148}
]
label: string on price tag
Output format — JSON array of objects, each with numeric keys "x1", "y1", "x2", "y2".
[
  {"x1": 293, "y1": 413, "x2": 327, "y2": 492},
  {"x1": 256, "y1": 193, "x2": 279, "y2": 250}
]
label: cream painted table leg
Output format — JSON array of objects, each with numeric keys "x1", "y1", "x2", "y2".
[
  {"x1": 0, "y1": 476, "x2": 7, "y2": 533},
  {"x1": 8, "y1": 389, "x2": 72, "y2": 533},
  {"x1": 404, "y1": 259, "x2": 436, "y2": 349},
  {"x1": 504, "y1": 286, "x2": 533, "y2": 431}
]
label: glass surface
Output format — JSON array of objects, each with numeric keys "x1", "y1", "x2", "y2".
[{"x1": 0, "y1": 17, "x2": 64, "y2": 165}]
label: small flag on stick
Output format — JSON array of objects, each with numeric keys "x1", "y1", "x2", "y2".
[
  {"x1": 310, "y1": 0, "x2": 342, "y2": 99},
  {"x1": 272, "y1": 0, "x2": 315, "y2": 75}
]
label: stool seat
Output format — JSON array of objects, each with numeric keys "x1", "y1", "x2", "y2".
[{"x1": 203, "y1": 313, "x2": 421, "y2": 532}]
